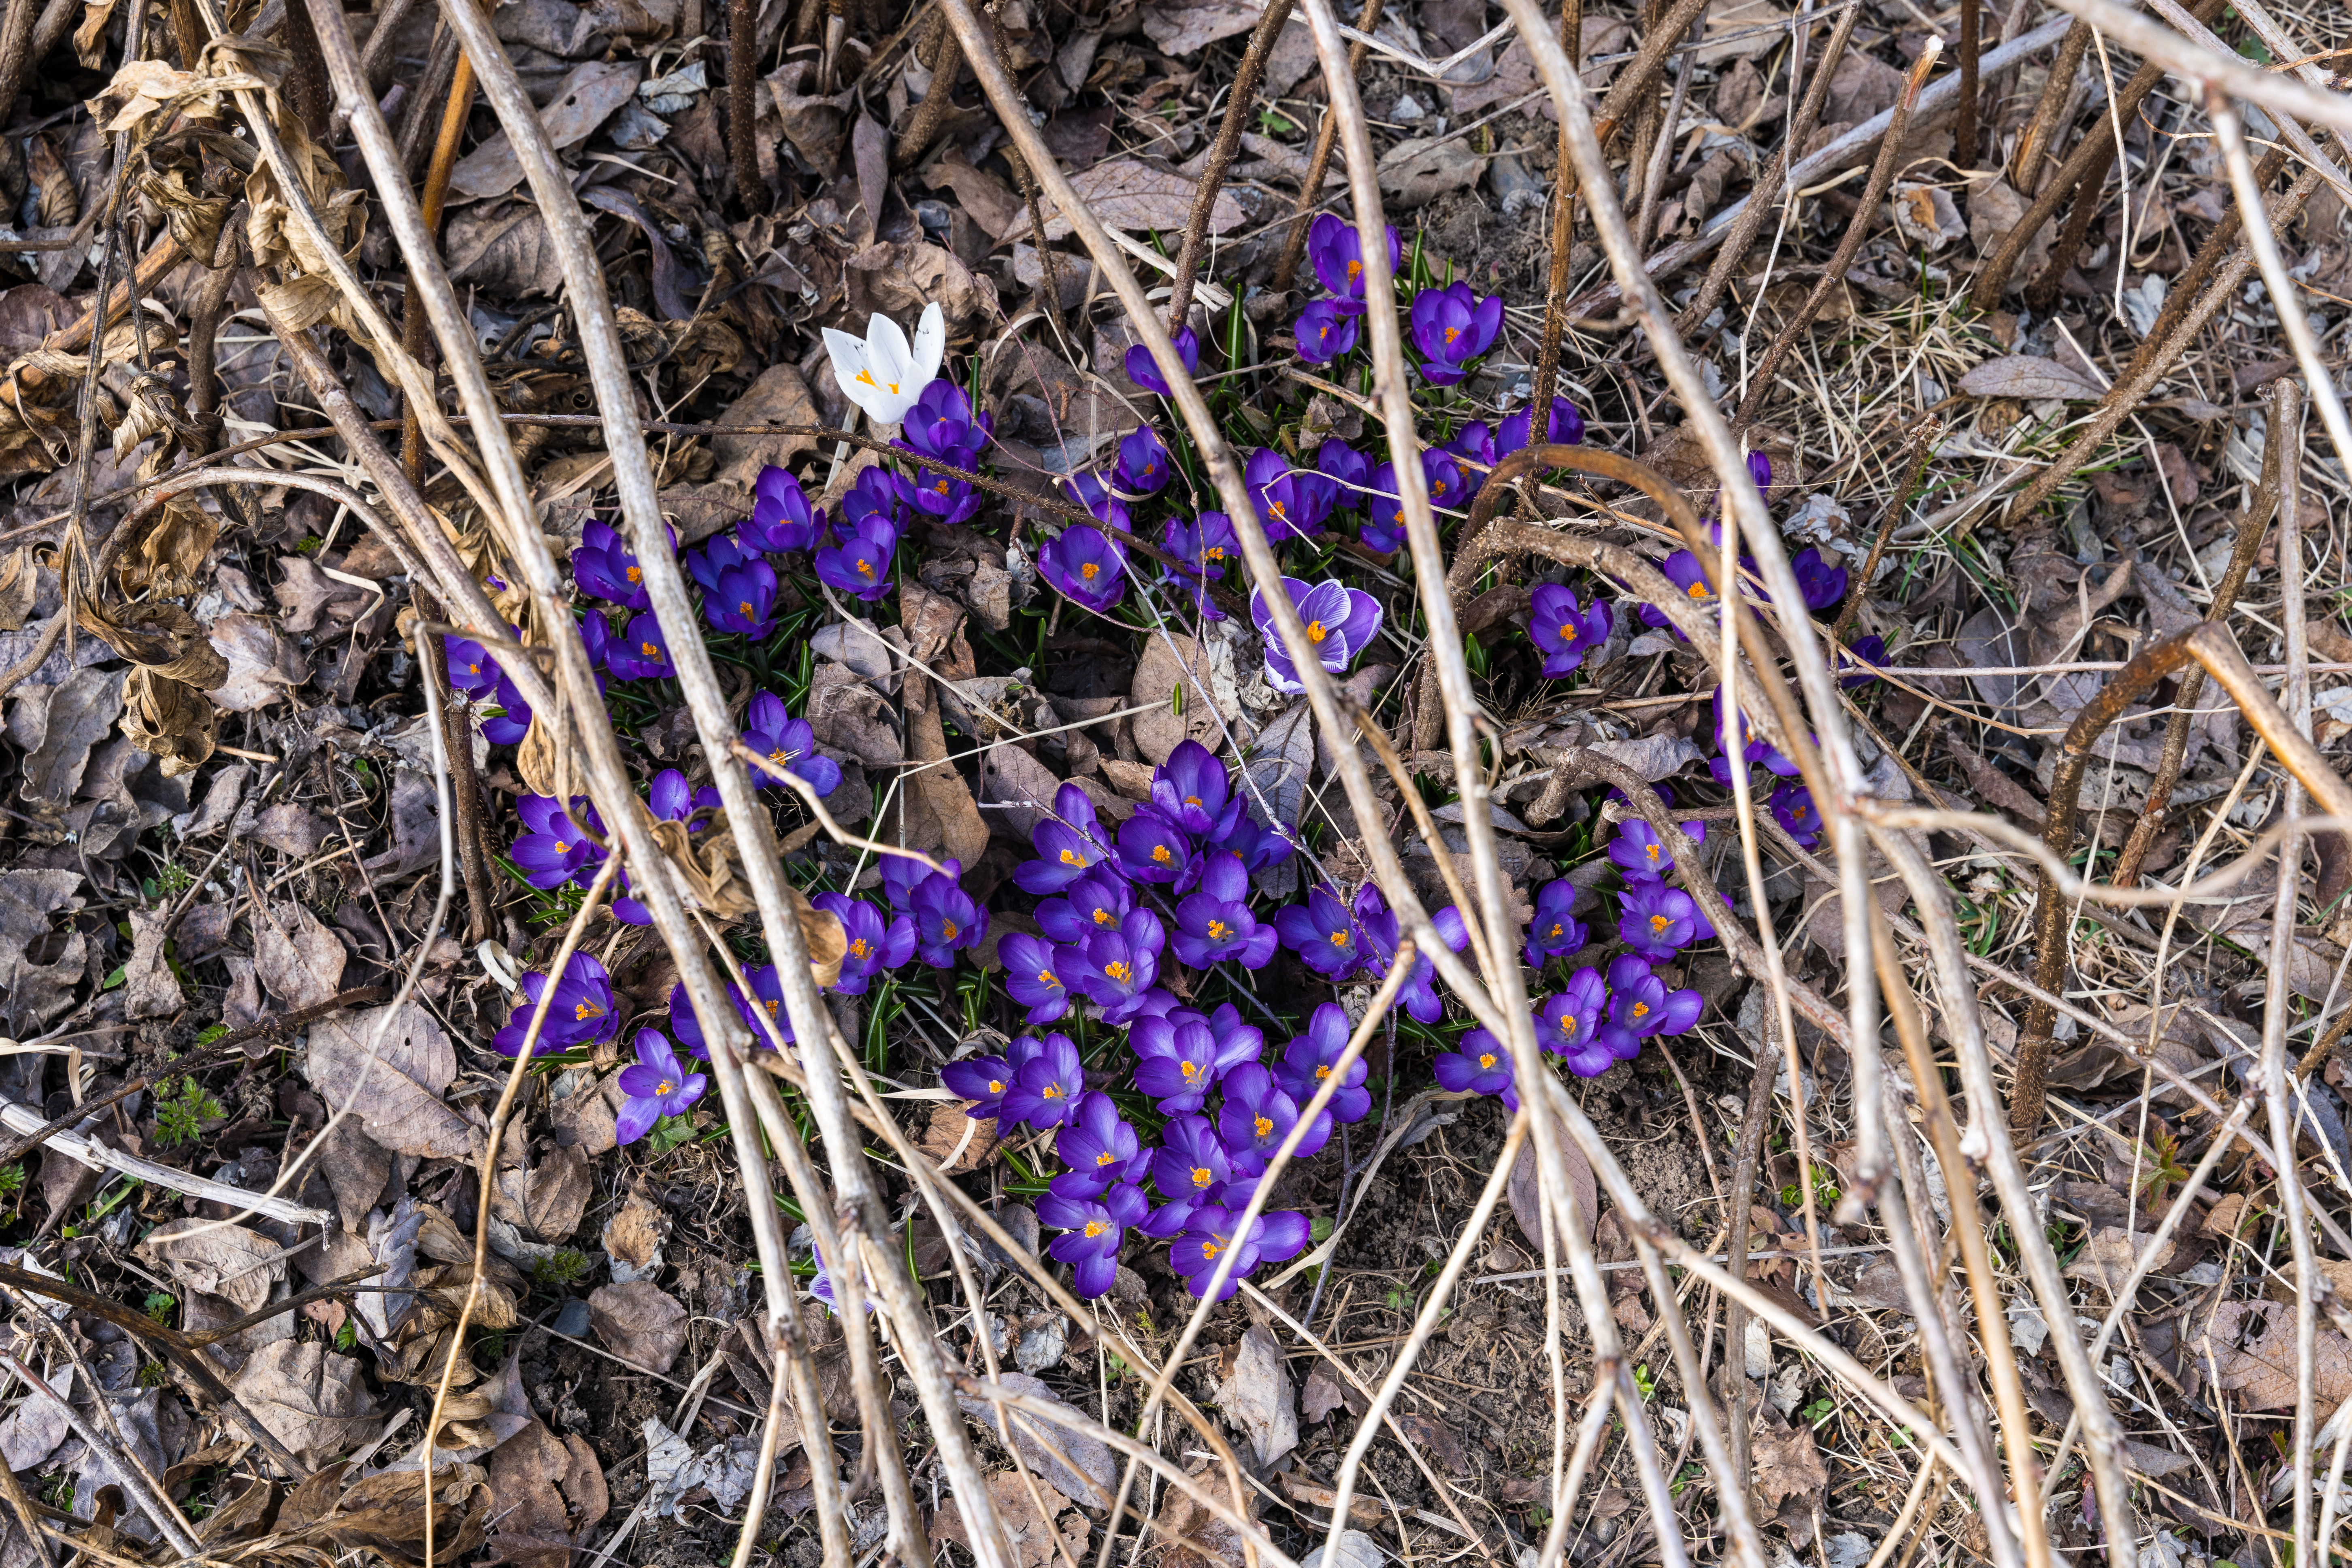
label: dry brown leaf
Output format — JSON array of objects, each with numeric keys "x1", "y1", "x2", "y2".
[
  {"x1": 451, "y1": 60, "x2": 643, "y2": 199},
  {"x1": 493, "y1": 1144, "x2": 592, "y2": 1245},
  {"x1": 1214, "y1": 1325, "x2": 1297, "y2": 1468},
  {"x1": 118, "y1": 906, "x2": 184, "y2": 1021},
  {"x1": 2206, "y1": 1300, "x2": 2352, "y2": 1411},
  {"x1": 1010, "y1": 159, "x2": 1242, "y2": 242},
  {"x1": 1509, "y1": 1116, "x2": 1596, "y2": 1250},
  {"x1": 1956, "y1": 355, "x2": 2104, "y2": 401},
  {"x1": 304, "y1": 1000, "x2": 472, "y2": 1159},
  {"x1": 483, "y1": 1421, "x2": 609, "y2": 1568},
  {"x1": 588, "y1": 1281, "x2": 689, "y2": 1373},
  {"x1": 138, "y1": 1219, "x2": 285, "y2": 1314},
  {"x1": 916, "y1": 1103, "x2": 998, "y2": 1174},
  {"x1": 121, "y1": 666, "x2": 217, "y2": 777},
  {"x1": 708, "y1": 362, "x2": 818, "y2": 488},
  {"x1": 1130, "y1": 635, "x2": 1220, "y2": 764},
  {"x1": 2061, "y1": 1226, "x2": 2177, "y2": 1297},
  {"x1": 252, "y1": 898, "x2": 347, "y2": 1011},
  {"x1": 603, "y1": 1187, "x2": 670, "y2": 1276},
  {"x1": 20, "y1": 664, "x2": 123, "y2": 815},
  {"x1": 1750, "y1": 1414, "x2": 1829, "y2": 1508},
  {"x1": 0, "y1": 869, "x2": 87, "y2": 1027},
  {"x1": 231, "y1": 1340, "x2": 379, "y2": 1467},
  {"x1": 930, "y1": 1472, "x2": 1088, "y2": 1568}
]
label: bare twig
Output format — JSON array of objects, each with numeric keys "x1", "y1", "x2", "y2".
[
  {"x1": 1167, "y1": 0, "x2": 1296, "y2": 327},
  {"x1": 1269, "y1": 0, "x2": 1385, "y2": 293}
]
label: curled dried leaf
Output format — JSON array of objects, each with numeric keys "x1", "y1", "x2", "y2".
[{"x1": 121, "y1": 666, "x2": 217, "y2": 776}]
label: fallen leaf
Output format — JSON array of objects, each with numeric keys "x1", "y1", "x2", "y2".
[
  {"x1": 493, "y1": 1144, "x2": 592, "y2": 1245},
  {"x1": 1010, "y1": 159, "x2": 1242, "y2": 242},
  {"x1": 917, "y1": 1102, "x2": 998, "y2": 1174},
  {"x1": 136, "y1": 1218, "x2": 286, "y2": 1313},
  {"x1": 2205, "y1": 1300, "x2": 2352, "y2": 1411},
  {"x1": 249, "y1": 802, "x2": 332, "y2": 857},
  {"x1": 955, "y1": 1372, "x2": 1116, "y2": 1507},
  {"x1": 1750, "y1": 1413, "x2": 1828, "y2": 1508},
  {"x1": 231, "y1": 1340, "x2": 379, "y2": 1466},
  {"x1": 708, "y1": 362, "x2": 819, "y2": 489},
  {"x1": 931, "y1": 1471, "x2": 1090, "y2": 1568},
  {"x1": 1214, "y1": 1325, "x2": 1297, "y2": 1468},
  {"x1": 119, "y1": 906, "x2": 183, "y2": 1021},
  {"x1": 484, "y1": 1420, "x2": 609, "y2": 1568},
  {"x1": 19, "y1": 664, "x2": 123, "y2": 815},
  {"x1": 205, "y1": 611, "x2": 305, "y2": 711},
  {"x1": 445, "y1": 202, "x2": 564, "y2": 296},
  {"x1": 0, "y1": 1368, "x2": 71, "y2": 1470},
  {"x1": 1890, "y1": 181, "x2": 1966, "y2": 251},
  {"x1": 1398, "y1": 1410, "x2": 1469, "y2": 1474},
  {"x1": 2062, "y1": 1226, "x2": 2177, "y2": 1296},
  {"x1": 1378, "y1": 136, "x2": 1487, "y2": 208},
  {"x1": 588, "y1": 1281, "x2": 690, "y2": 1373},
  {"x1": 1509, "y1": 1120, "x2": 1597, "y2": 1250},
  {"x1": 603, "y1": 1187, "x2": 670, "y2": 1282},
  {"x1": 1131, "y1": 635, "x2": 1220, "y2": 764},
  {"x1": 251, "y1": 899, "x2": 347, "y2": 1011},
  {"x1": 977, "y1": 739, "x2": 1064, "y2": 844},
  {"x1": 1957, "y1": 355, "x2": 2104, "y2": 401},
  {"x1": 451, "y1": 60, "x2": 643, "y2": 198},
  {"x1": 304, "y1": 1000, "x2": 472, "y2": 1160},
  {"x1": 0, "y1": 870, "x2": 87, "y2": 1027}
]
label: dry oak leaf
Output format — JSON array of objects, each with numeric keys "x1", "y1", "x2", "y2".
[
  {"x1": 930, "y1": 1471, "x2": 1088, "y2": 1568},
  {"x1": 2205, "y1": 1299, "x2": 2352, "y2": 1411},
  {"x1": 588, "y1": 1281, "x2": 690, "y2": 1373},
  {"x1": 137, "y1": 1219, "x2": 286, "y2": 1313},
  {"x1": 1009, "y1": 159, "x2": 1242, "y2": 243},
  {"x1": 954, "y1": 1372, "x2": 1117, "y2": 1507},
  {"x1": 1750, "y1": 1414, "x2": 1829, "y2": 1508},
  {"x1": 1130, "y1": 634, "x2": 1220, "y2": 764},
  {"x1": 303, "y1": 1000, "x2": 472, "y2": 1160},
  {"x1": 231, "y1": 1340, "x2": 379, "y2": 1467},
  {"x1": 493, "y1": 1143, "x2": 592, "y2": 1245}
]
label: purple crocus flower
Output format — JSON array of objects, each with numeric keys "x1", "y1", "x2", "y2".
[
  {"x1": 1037, "y1": 1183, "x2": 1149, "y2": 1298},
  {"x1": 1636, "y1": 550, "x2": 1719, "y2": 633},
  {"x1": 1606, "y1": 952, "x2": 1701, "y2": 1038},
  {"x1": 1451, "y1": 421, "x2": 1498, "y2": 470},
  {"x1": 1115, "y1": 804, "x2": 1196, "y2": 887},
  {"x1": 483, "y1": 667, "x2": 534, "y2": 746},
  {"x1": 1536, "y1": 967, "x2": 1609, "y2": 1072},
  {"x1": 650, "y1": 769, "x2": 722, "y2": 825},
  {"x1": 1709, "y1": 684, "x2": 1804, "y2": 786},
  {"x1": 815, "y1": 892, "x2": 916, "y2": 996},
  {"x1": 1003, "y1": 1032, "x2": 1086, "y2": 1130},
  {"x1": 1171, "y1": 851, "x2": 1279, "y2": 969},
  {"x1": 838, "y1": 465, "x2": 909, "y2": 535},
  {"x1": 1060, "y1": 910, "x2": 1166, "y2": 1024},
  {"x1": 1434, "y1": 1029, "x2": 1518, "y2": 1110},
  {"x1": 1147, "y1": 1114, "x2": 1235, "y2": 1236},
  {"x1": 606, "y1": 613, "x2": 676, "y2": 681},
  {"x1": 1839, "y1": 635, "x2": 1887, "y2": 689},
  {"x1": 1424, "y1": 447, "x2": 1468, "y2": 512},
  {"x1": 1498, "y1": 396, "x2": 1587, "y2": 453},
  {"x1": 745, "y1": 466, "x2": 826, "y2": 553},
  {"x1": 1529, "y1": 583, "x2": 1612, "y2": 677},
  {"x1": 1132, "y1": 1011, "x2": 1257, "y2": 1113},
  {"x1": 1353, "y1": 885, "x2": 1470, "y2": 1025},
  {"x1": 577, "y1": 610, "x2": 611, "y2": 680},
  {"x1": 1014, "y1": 783, "x2": 1114, "y2": 894},
  {"x1": 1170, "y1": 1207, "x2": 1312, "y2": 1300},
  {"x1": 493, "y1": 951, "x2": 617, "y2": 1056},
  {"x1": 911, "y1": 872, "x2": 986, "y2": 968},
  {"x1": 1249, "y1": 575, "x2": 1383, "y2": 694},
  {"x1": 1275, "y1": 883, "x2": 1363, "y2": 979},
  {"x1": 573, "y1": 520, "x2": 652, "y2": 609},
  {"x1": 1244, "y1": 448, "x2": 1318, "y2": 544},
  {"x1": 1275, "y1": 1002, "x2": 1371, "y2": 1122},
  {"x1": 1218, "y1": 1062, "x2": 1329, "y2": 1173},
  {"x1": 1409, "y1": 282, "x2": 1503, "y2": 385},
  {"x1": 1318, "y1": 439, "x2": 1371, "y2": 509},
  {"x1": 1160, "y1": 510, "x2": 1235, "y2": 621},
  {"x1": 511, "y1": 794, "x2": 604, "y2": 890},
  {"x1": 1152, "y1": 740, "x2": 1239, "y2": 838},
  {"x1": 1307, "y1": 213, "x2": 1401, "y2": 304},
  {"x1": 1038, "y1": 524, "x2": 1128, "y2": 613},
  {"x1": 1125, "y1": 326, "x2": 1199, "y2": 397},
  {"x1": 942, "y1": 1052, "x2": 1017, "y2": 1119},
  {"x1": 1748, "y1": 451, "x2": 1773, "y2": 492},
  {"x1": 814, "y1": 515, "x2": 899, "y2": 601},
  {"x1": 693, "y1": 535, "x2": 780, "y2": 638},
  {"x1": 1213, "y1": 812, "x2": 1298, "y2": 875},
  {"x1": 1792, "y1": 547, "x2": 1848, "y2": 611},
  {"x1": 1773, "y1": 781, "x2": 1824, "y2": 848},
  {"x1": 615, "y1": 1029, "x2": 706, "y2": 1145},
  {"x1": 445, "y1": 635, "x2": 501, "y2": 700},
  {"x1": 881, "y1": 853, "x2": 958, "y2": 913},
  {"x1": 1062, "y1": 472, "x2": 1132, "y2": 534},
  {"x1": 1036, "y1": 869, "x2": 1131, "y2": 943},
  {"x1": 999, "y1": 931, "x2": 1072, "y2": 1024},
  {"x1": 900, "y1": 379, "x2": 988, "y2": 463},
  {"x1": 1619, "y1": 879, "x2": 1700, "y2": 960},
  {"x1": 1361, "y1": 463, "x2": 1408, "y2": 554},
  {"x1": 1524, "y1": 879, "x2": 1588, "y2": 968},
  {"x1": 742, "y1": 691, "x2": 843, "y2": 796},
  {"x1": 1115, "y1": 426, "x2": 1174, "y2": 496},
  {"x1": 904, "y1": 458, "x2": 981, "y2": 526},
  {"x1": 732, "y1": 962, "x2": 797, "y2": 1048},
  {"x1": 669, "y1": 979, "x2": 731, "y2": 1062},
  {"x1": 1051, "y1": 1091, "x2": 1149, "y2": 1198},
  {"x1": 1608, "y1": 817, "x2": 1701, "y2": 880},
  {"x1": 1295, "y1": 299, "x2": 1360, "y2": 363}
]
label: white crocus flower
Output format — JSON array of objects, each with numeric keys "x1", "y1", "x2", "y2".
[{"x1": 822, "y1": 303, "x2": 944, "y2": 425}]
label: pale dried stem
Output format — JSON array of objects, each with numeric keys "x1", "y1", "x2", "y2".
[
  {"x1": 2008, "y1": 19, "x2": 2089, "y2": 196},
  {"x1": 1269, "y1": 0, "x2": 1384, "y2": 294}
]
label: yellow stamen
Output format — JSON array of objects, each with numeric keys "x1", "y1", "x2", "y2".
[
  {"x1": 1478, "y1": 1053, "x2": 1497, "y2": 1070},
  {"x1": 1253, "y1": 1115, "x2": 1273, "y2": 1138},
  {"x1": 1084, "y1": 1220, "x2": 1107, "y2": 1237}
]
